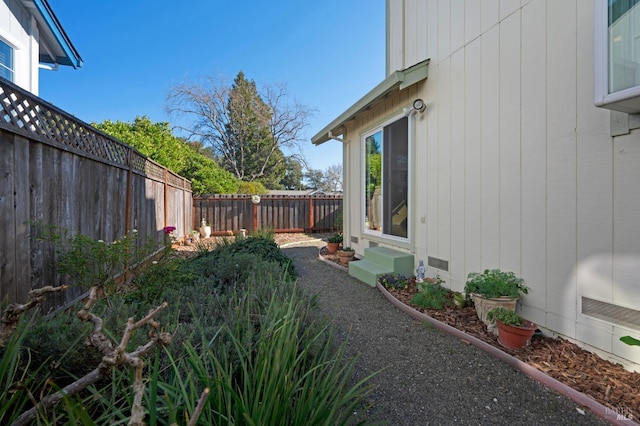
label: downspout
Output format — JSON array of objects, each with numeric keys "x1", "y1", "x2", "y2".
[{"x1": 403, "y1": 99, "x2": 425, "y2": 252}]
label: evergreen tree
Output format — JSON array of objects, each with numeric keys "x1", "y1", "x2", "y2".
[
  {"x1": 280, "y1": 157, "x2": 305, "y2": 190},
  {"x1": 223, "y1": 71, "x2": 285, "y2": 186},
  {"x1": 167, "y1": 71, "x2": 313, "y2": 190}
]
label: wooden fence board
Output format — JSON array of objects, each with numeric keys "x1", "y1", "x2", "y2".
[
  {"x1": 0, "y1": 130, "x2": 16, "y2": 303},
  {"x1": 193, "y1": 194, "x2": 342, "y2": 235},
  {"x1": 0, "y1": 78, "x2": 192, "y2": 306}
]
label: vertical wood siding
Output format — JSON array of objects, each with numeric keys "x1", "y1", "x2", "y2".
[{"x1": 371, "y1": 0, "x2": 640, "y2": 364}]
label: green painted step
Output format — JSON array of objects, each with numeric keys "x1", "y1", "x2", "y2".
[
  {"x1": 348, "y1": 259, "x2": 392, "y2": 287},
  {"x1": 348, "y1": 247, "x2": 415, "y2": 287},
  {"x1": 363, "y1": 247, "x2": 414, "y2": 276}
]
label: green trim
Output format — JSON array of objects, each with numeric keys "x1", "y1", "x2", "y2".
[{"x1": 311, "y1": 59, "x2": 429, "y2": 145}]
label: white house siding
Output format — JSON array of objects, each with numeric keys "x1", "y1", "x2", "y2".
[
  {"x1": 351, "y1": 0, "x2": 640, "y2": 367},
  {"x1": 0, "y1": 0, "x2": 40, "y2": 94}
]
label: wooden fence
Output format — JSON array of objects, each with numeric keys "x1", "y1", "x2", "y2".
[
  {"x1": 193, "y1": 194, "x2": 342, "y2": 235},
  {"x1": 0, "y1": 77, "x2": 192, "y2": 306}
]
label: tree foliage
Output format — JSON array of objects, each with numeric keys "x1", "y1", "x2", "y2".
[
  {"x1": 304, "y1": 163, "x2": 342, "y2": 193},
  {"x1": 94, "y1": 116, "x2": 238, "y2": 194},
  {"x1": 166, "y1": 71, "x2": 313, "y2": 189},
  {"x1": 280, "y1": 157, "x2": 306, "y2": 190}
]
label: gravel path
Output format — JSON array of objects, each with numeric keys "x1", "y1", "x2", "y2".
[{"x1": 282, "y1": 241, "x2": 608, "y2": 426}]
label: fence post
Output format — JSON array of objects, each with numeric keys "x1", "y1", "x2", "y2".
[
  {"x1": 308, "y1": 197, "x2": 314, "y2": 232},
  {"x1": 125, "y1": 148, "x2": 133, "y2": 235},
  {"x1": 163, "y1": 168, "x2": 168, "y2": 229},
  {"x1": 253, "y1": 200, "x2": 258, "y2": 231}
]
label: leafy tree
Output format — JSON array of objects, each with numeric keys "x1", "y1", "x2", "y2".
[
  {"x1": 304, "y1": 168, "x2": 325, "y2": 190},
  {"x1": 166, "y1": 71, "x2": 313, "y2": 186},
  {"x1": 303, "y1": 165, "x2": 342, "y2": 193},
  {"x1": 237, "y1": 180, "x2": 267, "y2": 195},
  {"x1": 280, "y1": 157, "x2": 305, "y2": 190},
  {"x1": 323, "y1": 163, "x2": 343, "y2": 192},
  {"x1": 94, "y1": 116, "x2": 238, "y2": 194}
]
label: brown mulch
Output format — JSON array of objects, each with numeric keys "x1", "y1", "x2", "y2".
[{"x1": 371, "y1": 279, "x2": 640, "y2": 420}]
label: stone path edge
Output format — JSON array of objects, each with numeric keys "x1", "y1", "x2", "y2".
[
  {"x1": 314, "y1": 246, "x2": 635, "y2": 425},
  {"x1": 375, "y1": 282, "x2": 636, "y2": 426}
]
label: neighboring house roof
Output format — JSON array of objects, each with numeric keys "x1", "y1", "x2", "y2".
[
  {"x1": 311, "y1": 59, "x2": 429, "y2": 145},
  {"x1": 22, "y1": 0, "x2": 83, "y2": 68},
  {"x1": 267, "y1": 189, "x2": 341, "y2": 196}
]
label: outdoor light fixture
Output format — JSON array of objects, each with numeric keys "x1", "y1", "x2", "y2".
[{"x1": 412, "y1": 98, "x2": 426, "y2": 113}]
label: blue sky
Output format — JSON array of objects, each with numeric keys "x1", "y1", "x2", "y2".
[{"x1": 39, "y1": 1, "x2": 386, "y2": 173}]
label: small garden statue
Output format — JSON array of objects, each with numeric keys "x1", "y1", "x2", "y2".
[{"x1": 416, "y1": 260, "x2": 426, "y2": 283}]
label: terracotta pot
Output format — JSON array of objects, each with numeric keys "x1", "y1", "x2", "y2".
[
  {"x1": 327, "y1": 242, "x2": 340, "y2": 253},
  {"x1": 471, "y1": 293, "x2": 519, "y2": 334},
  {"x1": 496, "y1": 319, "x2": 537, "y2": 349},
  {"x1": 337, "y1": 250, "x2": 355, "y2": 265}
]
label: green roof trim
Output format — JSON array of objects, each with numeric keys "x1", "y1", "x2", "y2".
[{"x1": 311, "y1": 59, "x2": 429, "y2": 145}]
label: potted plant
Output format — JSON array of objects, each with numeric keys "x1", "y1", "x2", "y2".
[
  {"x1": 327, "y1": 233, "x2": 342, "y2": 253},
  {"x1": 464, "y1": 269, "x2": 528, "y2": 333},
  {"x1": 336, "y1": 246, "x2": 355, "y2": 265},
  {"x1": 188, "y1": 230, "x2": 200, "y2": 244},
  {"x1": 487, "y1": 307, "x2": 537, "y2": 349}
]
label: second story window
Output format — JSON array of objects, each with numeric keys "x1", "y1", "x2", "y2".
[
  {"x1": 0, "y1": 39, "x2": 14, "y2": 82},
  {"x1": 595, "y1": 0, "x2": 640, "y2": 113}
]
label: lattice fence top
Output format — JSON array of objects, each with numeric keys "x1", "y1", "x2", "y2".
[{"x1": 0, "y1": 77, "x2": 191, "y2": 192}]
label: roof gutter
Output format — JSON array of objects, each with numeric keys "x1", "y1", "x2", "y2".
[
  {"x1": 23, "y1": 0, "x2": 83, "y2": 68},
  {"x1": 311, "y1": 59, "x2": 429, "y2": 145}
]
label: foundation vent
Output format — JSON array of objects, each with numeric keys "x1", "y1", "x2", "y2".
[
  {"x1": 428, "y1": 256, "x2": 449, "y2": 272},
  {"x1": 350, "y1": 236, "x2": 358, "y2": 244},
  {"x1": 582, "y1": 297, "x2": 640, "y2": 331},
  {"x1": 369, "y1": 241, "x2": 378, "y2": 248}
]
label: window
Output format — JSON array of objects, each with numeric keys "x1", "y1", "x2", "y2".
[
  {"x1": 595, "y1": 0, "x2": 640, "y2": 113},
  {"x1": 363, "y1": 116, "x2": 409, "y2": 239},
  {"x1": 0, "y1": 39, "x2": 14, "y2": 82}
]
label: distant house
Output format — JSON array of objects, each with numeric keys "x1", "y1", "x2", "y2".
[
  {"x1": 0, "y1": 0, "x2": 82, "y2": 94},
  {"x1": 267, "y1": 189, "x2": 341, "y2": 197},
  {"x1": 313, "y1": 1, "x2": 640, "y2": 369}
]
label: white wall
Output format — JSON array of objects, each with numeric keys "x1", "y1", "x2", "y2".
[
  {"x1": 0, "y1": 0, "x2": 40, "y2": 94},
  {"x1": 373, "y1": 0, "x2": 640, "y2": 366}
]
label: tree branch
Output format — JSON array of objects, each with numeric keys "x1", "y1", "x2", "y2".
[
  {"x1": 11, "y1": 292, "x2": 170, "y2": 426},
  {"x1": 0, "y1": 285, "x2": 67, "y2": 348}
]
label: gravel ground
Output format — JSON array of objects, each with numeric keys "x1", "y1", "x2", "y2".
[{"x1": 281, "y1": 240, "x2": 608, "y2": 426}]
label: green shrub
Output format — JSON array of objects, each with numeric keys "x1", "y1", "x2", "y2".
[
  {"x1": 464, "y1": 269, "x2": 528, "y2": 298},
  {"x1": 378, "y1": 273, "x2": 411, "y2": 290},
  {"x1": 22, "y1": 310, "x2": 99, "y2": 386},
  {"x1": 3, "y1": 231, "x2": 373, "y2": 424},
  {"x1": 156, "y1": 289, "x2": 374, "y2": 425},
  {"x1": 411, "y1": 283, "x2": 450, "y2": 310},
  {"x1": 211, "y1": 235, "x2": 296, "y2": 281},
  {"x1": 487, "y1": 306, "x2": 524, "y2": 327}
]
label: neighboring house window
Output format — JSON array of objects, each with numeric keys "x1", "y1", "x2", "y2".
[
  {"x1": 0, "y1": 39, "x2": 14, "y2": 82},
  {"x1": 595, "y1": 0, "x2": 640, "y2": 113},
  {"x1": 363, "y1": 116, "x2": 409, "y2": 239}
]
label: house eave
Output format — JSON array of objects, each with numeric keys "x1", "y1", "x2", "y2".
[
  {"x1": 22, "y1": 0, "x2": 83, "y2": 69},
  {"x1": 311, "y1": 59, "x2": 429, "y2": 145}
]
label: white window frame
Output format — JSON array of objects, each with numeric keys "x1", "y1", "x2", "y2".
[
  {"x1": 0, "y1": 38, "x2": 15, "y2": 82},
  {"x1": 361, "y1": 113, "x2": 411, "y2": 242},
  {"x1": 595, "y1": 0, "x2": 640, "y2": 113}
]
